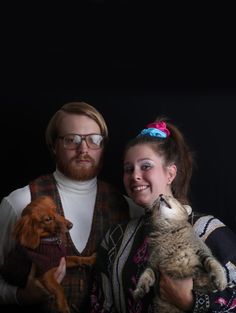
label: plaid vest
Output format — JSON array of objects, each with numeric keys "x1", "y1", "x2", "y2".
[{"x1": 29, "y1": 174, "x2": 129, "y2": 313}]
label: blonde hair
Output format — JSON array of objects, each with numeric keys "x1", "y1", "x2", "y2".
[{"x1": 45, "y1": 101, "x2": 108, "y2": 154}]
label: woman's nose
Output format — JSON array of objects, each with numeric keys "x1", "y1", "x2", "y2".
[{"x1": 131, "y1": 170, "x2": 141, "y2": 181}]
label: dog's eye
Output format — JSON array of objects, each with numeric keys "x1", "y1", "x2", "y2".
[{"x1": 43, "y1": 216, "x2": 54, "y2": 223}]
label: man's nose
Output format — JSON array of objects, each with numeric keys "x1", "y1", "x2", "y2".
[{"x1": 76, "y1": 138, "x2": 88, "y2": 152}]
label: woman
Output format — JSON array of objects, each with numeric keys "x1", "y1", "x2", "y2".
[{"x1": 91, "y1": 118, "x2": 236, "y2": 312}]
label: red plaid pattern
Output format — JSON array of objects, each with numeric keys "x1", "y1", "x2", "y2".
[{"x1": 29, "y1": 174, "x2": 130, "y2": 312}]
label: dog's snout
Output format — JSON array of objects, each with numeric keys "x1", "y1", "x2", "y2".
[{"x1": 68, "y1": 221, "x2": 73, "y2": 229}]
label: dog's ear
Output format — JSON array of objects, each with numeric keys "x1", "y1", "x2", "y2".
[{"x1": 12, "y1": 215, "x2": 40, "y2": 249}]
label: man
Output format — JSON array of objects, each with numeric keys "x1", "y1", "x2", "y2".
[{"x1": 0, "y1": 102, "x2": 131, "y2": 312}]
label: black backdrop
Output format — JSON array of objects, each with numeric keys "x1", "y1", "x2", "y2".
[
  {"x1": 1, "y1": 8, "x2": 236, "y2": 232},
  {"x1": 1, "y1": 86, "x2": 236, "y2": 232}
]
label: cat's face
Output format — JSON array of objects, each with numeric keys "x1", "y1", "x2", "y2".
[{"x1": 152, "y1": 194, "x2": 192, "y2": 221}]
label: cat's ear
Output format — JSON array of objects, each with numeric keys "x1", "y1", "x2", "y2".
[{"x1": 183, "y1": 205, "x2": 192, "y2": 215}]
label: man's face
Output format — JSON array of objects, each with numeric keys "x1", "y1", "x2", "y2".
[{"x1": 54, "y1": 114, "x2": 104, "y2": 181}]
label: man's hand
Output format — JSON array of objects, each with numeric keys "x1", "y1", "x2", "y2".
[
  {"x1": 54, "y1": 257, "x2": 66, "y2": 283},
  {"x1": 16, "y1": 264, "x2": 52, "y2": 305}
]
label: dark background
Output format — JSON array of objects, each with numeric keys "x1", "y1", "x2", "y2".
[{"x1": 1, "y1": 4, "x2": 236, "y2": 232}]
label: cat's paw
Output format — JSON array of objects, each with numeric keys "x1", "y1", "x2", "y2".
[{"x1": 133, "y1": 268, "x2": 156, "y2": 299}]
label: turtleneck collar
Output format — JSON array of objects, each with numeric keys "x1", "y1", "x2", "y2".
[{"x1": 53, "y1": 168, "x2": 97, "y2": 194}]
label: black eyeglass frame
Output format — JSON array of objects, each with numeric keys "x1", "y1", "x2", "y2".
[{"x1": 58, "y1": 133, "x2": 105, "y2": 150}]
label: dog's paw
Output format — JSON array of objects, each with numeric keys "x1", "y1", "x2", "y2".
[
  {"x1": 90, "y1": 252, "x2": 97, "y2": 264},
  {"x1": 57, "y1": 297, "x2": 71, "y2": 313},
  {"x1": 133, "y1": 268, "x2": 156, "y2": 299},
  {"x1": 82, "y1": 252, "x2": 97, "y2": 266}
]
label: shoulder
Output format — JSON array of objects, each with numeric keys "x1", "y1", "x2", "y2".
[
  {"x1": 0, "y1": 186, "x2": 31, "y2": 236},
  {"x1": 191, "y1": 212, "x2": 236, "y2": 267},
  {"x1": 191, "y1": 213, "x2": 226, "y2": 241},
  {"x1": 3, "y1": 185, "x2": 31, "y2": 217},
  {"x1": 124, "y1": 195, "x2": 145, "y2": 218},
  {"x1": 29, "y1": 174, "x2": 54, "y2": 188},
  {"x1": 97, "y1": 179, "x2": 121, "y2": 193},
  {"x1": 97, "y1": 180, "x2": 128, "y2": 206},
  {"x1": 191, "y1": 212, "x2": 236, "y2": 244},
  {"x1": 97, "y1": 180, "x2": 144, "y2": 216}
]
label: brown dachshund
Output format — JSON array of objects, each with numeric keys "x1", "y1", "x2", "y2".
[{"x1": 5, "y1": 195, "x2": 96, "y2": 313}]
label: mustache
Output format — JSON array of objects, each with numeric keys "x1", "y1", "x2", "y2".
[{"x1": 71, "y1": 154, "x2": 95, "y2": 163}]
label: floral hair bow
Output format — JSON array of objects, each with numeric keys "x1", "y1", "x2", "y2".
[{"x1": 138, "y1": 121, "x2": 170, "y2": 138}]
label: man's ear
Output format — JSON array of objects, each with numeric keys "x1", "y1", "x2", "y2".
[
  {"x1": 167, "y1": 164, "x2": 177, "y2": 184},
  {"x1": 51, "y1": 143, "x2": 57, "y2": 156}
]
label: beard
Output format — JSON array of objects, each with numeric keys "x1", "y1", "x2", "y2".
[{"x1": 56, "y1": 154, "x2": 103, "y2": 181}]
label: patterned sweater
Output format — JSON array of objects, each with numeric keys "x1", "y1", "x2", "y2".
[{"x1": 91, "y1": 212, "x2": 236, "y2": 313}]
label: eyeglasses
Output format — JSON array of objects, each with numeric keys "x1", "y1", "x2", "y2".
[{"x1": 58, "y1": 134, "x2": 104, "y2": 150}]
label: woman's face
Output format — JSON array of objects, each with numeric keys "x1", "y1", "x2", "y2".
[{"x1": 123, "y1": 144, "x2": 176, "y2": 209}]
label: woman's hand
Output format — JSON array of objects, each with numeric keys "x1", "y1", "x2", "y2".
[{"x1": 159, "y1": 272, "x2": 194, "y2": 311}]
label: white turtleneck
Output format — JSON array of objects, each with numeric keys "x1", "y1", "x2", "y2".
[{"x1": 53, "y1": 170, "x2": 97, "y2": 253}]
